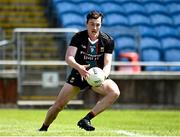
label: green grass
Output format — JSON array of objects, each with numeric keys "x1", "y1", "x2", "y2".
[{"x1": 0, "y1": 109, "x2": 179, "y2": 136}]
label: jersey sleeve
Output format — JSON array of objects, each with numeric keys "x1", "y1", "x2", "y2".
[
  {"x1": 105, "y1": 38, "x2": 114, "y2": 54},
  {"x1": 69, "y1": 32, "x2": 81, "y2": 48}
]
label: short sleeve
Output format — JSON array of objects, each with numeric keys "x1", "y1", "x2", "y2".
[
  {"x1": 69, "y1": 33, "x2": 81, "y2": 48},
  {"x1": 105, "y1": 38, "x2": 114, "y2": 54}
]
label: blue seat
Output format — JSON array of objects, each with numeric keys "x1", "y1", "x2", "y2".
[
  {"x1": 92, "y1": 0, "x2": 118, "y2": 3},
  {"x1": 141, "y1": 0, "x2": 160, "y2": 2},
  {"x1": 128, "y1": 13, "x2": 151, "y2": 26},
  {"x1": 161, "y1": 37, "x2": 180, "y2": 71},
  {"x1": 134, "y1": 24, "x2": 157, "y2": 37},
  {"x1": 70, "y1": 0, "x2": 88, "y2": 3},
  {"x1": 122, "y1": 1, "x2": 146, "y2": 14},
  {"x1": 101, "y1": 1, "x2": 125, "y2": 14},
  {"x1": 64, "y1": 24, "x2": 85, "y2": 30},
  {"x1": 150, "y1": 13, "x2": 173, "y2": 25},
  {"x1": 105, "y1": 12, "x2": 129, "y2": 26},
  {"x1": 140, "y1": 36, "x2": 167, "y2": 71},
  {"x1": 79, "y1": 1, "x2": 101, "y2": 15},
  {"x1": 163, "y1": 0, "x2": 180, "y2": 1},
  {"x1": 161, "y1": 37, "x2": 180, "y2": 50},
  {"x1": 177, "y1": 26, "x2": 180, "y2": 35},
  {"x1": 144, "y1": 1, "x2": 168, "y2": 14},
  {"x1": 55, "y1": 1, "x2": 79, "y2": 14},
  {"x1": 166, "y1": 1, "x2": 180, "y2": 15},
  {"x1": 60, "y1": 12, "x2": 84, "y2": 27},
  {"x1": 155, "y1": 24, "x2": 179, "y2": 38},
  {"x1": 115, "y1": 35, "x2": 137, "y2": 56},
  {"x1": 140, "y1": 36, "x2": 161, "y2": 52},
  {"x1": 172, "y1": 13, "x2": 180, "y2": 26},
  {"x1": 103, "y1": 24, "x2": 131, "y2": 39}
]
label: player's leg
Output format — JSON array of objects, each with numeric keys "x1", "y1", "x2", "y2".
[
  {"x1": 39, "y1": 83, "x2": 80, "y2": 131},
  {"x1": 77, "y1": 79, "x2": 120, "y2": 131},
  {"x1": 91, "y1": 79, "x2": 120, "y2": 114}
]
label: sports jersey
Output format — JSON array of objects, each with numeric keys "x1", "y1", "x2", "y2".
[{"x1": 66, "y1": 30, "x2": 114, "y2": 89}]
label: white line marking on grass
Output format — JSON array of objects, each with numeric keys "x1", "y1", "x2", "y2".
[
  {"x1": 43, "y1": 129, "x2": 142, "y2": 136},
  {"x1": 114, "y1": 129, "x2": 140, "y2": 136},
  {"x1": 2, "y1": 129, "x2": 176, "y2": 137},
  {"x1": 47, "y1": 129, "x2": 140, "y2": 136}
]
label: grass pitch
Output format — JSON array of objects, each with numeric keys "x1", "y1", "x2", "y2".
[{"x1": 0, "y1": 109, "x2": 179, "y2": 136}]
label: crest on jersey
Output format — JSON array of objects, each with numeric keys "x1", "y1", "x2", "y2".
[
  {"x1": 100, "y1": 47, "x2": 104, "y2": 52},
  {"x1": 90, "y1": 46, "x2": 95, "y2": 53}
]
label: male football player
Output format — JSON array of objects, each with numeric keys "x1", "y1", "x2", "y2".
[{"x1": 39, "y1": 10, "x2": 120, "y2": 131}]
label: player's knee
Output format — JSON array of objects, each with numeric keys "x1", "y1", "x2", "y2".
[
  {"x1": 107, "y1": 80, "x2": 120, "y2": 98},
  {"x1": 112, "y1": 89, "x2": 120, "y2": 99},
  {"x1": 108, "y1": 84, "x2": 120, "y2": 99}
]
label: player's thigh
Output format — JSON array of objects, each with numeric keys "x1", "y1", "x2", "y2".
[
  {"x1": 91, "y1": 79, "x2": 120, "y2": 96},
  {"x1": 55, "y1": 83, "x2": 80, "y2": 106}
]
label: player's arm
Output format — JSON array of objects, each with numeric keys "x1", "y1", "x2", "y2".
[
  {"x1": 65, "y1": 46, "x2": 79, "y2": 70},
  {"x1": 103, "y1": 53, "x2": 112, "y2": 78},
  {"x1": 65, "y1": 46, "x2": 89, "y2": 78}
]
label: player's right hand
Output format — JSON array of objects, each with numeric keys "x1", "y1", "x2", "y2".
[{"x1": 77, "y1": 64, "x2": 90, "y2": 81}]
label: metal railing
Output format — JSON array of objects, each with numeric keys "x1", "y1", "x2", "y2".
[{"x1": 1, "y1": 28, "x2": 180, "y2": 102}]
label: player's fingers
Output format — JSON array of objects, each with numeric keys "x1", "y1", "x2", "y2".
[
  {"x1": 83, "y1": 75, "x2": 87, "y2": 80},
  {"x1": 84, "y1": 64, "x2": 90, "y2": 69},
  {"x1": 81, "y1": 76, "x2": 84, "y2": 81}
]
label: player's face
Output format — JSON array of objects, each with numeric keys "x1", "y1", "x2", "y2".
[{"x1": 87, "y1": 17, "x2": 102, "y2": 40}]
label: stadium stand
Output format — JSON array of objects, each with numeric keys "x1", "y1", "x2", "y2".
[
  {"x1": 0, "y1": 0, "x2": 60, "y2": 61},
  {"x1": 144, "y1": 1, "x2": 168, "y2": 14},
  {"x1": 0, "y1": 0, "x2": 180, "y2": 108},
  {"x1": 140, "y1": 36, "x2": 167, "y2": 71},
  {"x1": 60, "y1": 12, "x2": 84, "y2": 28},
  {"x1": 0, "y1": 28, "x2": 3, "y2": 40},
  {"x1": 105, "y1": 12, "x2": 129, "y2": 27},
  {"x1": 177, "y1": 25, "x2": 180, "y2": 35},
  {"x1": 50, "y1": 0, "x2": 180, "y2": 72},
  {"x1": 155, "y1": 24, "x2": 179, "y2": 38},
  {"x1": 134, "y1": 24, "x2": 157, "y2": 37},
  {"x1": 172, "y1": 12, "x2": 180, "y2": 26},
  {"x1": 55, "y1": 1, "x2": 80, "y2": 15},
  {"x1": 161, "y1": 37, "x2": 180, "y2": 71},
  {"x1": 0, "y1": 28, "x2": 4, "y2": 64},
  {"x1": 122, "y1": 1, "x2": 146, "y2": 14},
  {"x1": 166, "y1": 1, "x2": 180, "y2": 15},
  {"x1": 100, "y1": 1, "x2": 125, "y2": 15},
  {"x1": 79, "y1": 1, "x2": 101, "y2": 15},
  {"x1": 0, "y1": 0, "x2": 48, "y2": 40},
  {"x1": 115, "y1": 34, "x2": 137, "y2": 55},
  {"x1": 128, "y1": 12, "x2": 151, "y2": 26},
  {"x1": 150, "y1": 12, "x2": 174, "y2": 25}
]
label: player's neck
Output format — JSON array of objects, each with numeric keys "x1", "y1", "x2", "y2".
[
  {"x1": 88, "y1": 37, "x2": 98, "y2": 44},
  {"x1": 89, "y1": 36, "x2": 98, "y2": 41}
]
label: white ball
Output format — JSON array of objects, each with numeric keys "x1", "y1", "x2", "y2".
[{"x1": 86, "y1": 67, "x2": 105, "y2": 87}]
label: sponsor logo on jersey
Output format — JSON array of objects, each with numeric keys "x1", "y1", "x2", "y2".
[
  {"x1": 80, "y1": 51, "x2": 102, "y2": 61},
  {"x1": 100, "y1": 47, "x2": 104, "y2": 52}
]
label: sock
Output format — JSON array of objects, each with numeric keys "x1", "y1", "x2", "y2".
[
  {"x1": 39, "y1": 123, "x2": 49, "y2": 131},
  {"x1": 83, "y1": 111, "x2": 95, "y2": 121}
]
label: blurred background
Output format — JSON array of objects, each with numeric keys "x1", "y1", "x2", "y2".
[{"x1": 0, "y1": 0, "x2": 180, "y2": 109}]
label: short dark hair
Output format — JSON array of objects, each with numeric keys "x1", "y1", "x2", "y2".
[{"x1": 86, "y1": 11, "x2": 104, "y2": 23}]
